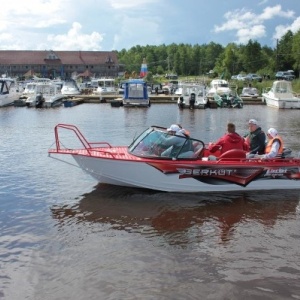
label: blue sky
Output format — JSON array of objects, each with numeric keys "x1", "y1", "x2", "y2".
[{"x1": 1, "y1": 0, "x2": 299, "y2": 51}]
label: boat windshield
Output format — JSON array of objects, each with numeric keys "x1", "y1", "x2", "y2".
[{"x1": 128, "y1": 127, "x2": 205, "y2": 159}]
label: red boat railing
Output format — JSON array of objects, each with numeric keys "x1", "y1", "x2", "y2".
[{"x1": 52, "y1": 124, "x2": 113, "y2": 156}]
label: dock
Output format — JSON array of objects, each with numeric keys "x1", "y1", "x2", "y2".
[{"x1": 65, "y1": 94, "x2": 264, "y2": 105}]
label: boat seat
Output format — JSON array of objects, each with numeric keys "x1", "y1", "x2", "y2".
[{"x1": 219, "y1": 149, "x2": 246, "y2": 159}]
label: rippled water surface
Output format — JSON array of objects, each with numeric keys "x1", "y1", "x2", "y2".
[{"x1": 1, "y1": 103, "x2": 300, "y2": 300}]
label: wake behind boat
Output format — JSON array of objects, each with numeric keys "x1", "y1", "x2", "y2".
[{"x1": 48, "y1": 124, "x2": 300, "y2": 193}]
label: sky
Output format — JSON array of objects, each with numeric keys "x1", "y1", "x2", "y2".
[{"x1": 1, "y1": 0, "x2": 300, "y2": 51}]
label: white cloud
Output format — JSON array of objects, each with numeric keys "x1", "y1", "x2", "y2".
[
  {"x1": 236, "y1": 25, "x2": 266, "y2": 44},
  {"x1": 214, "y1": 5, "x2": 297, "y2": 44},
  {"x1": 273, "y1": 16, "x2": 300, "y2": 40},
  {"x1": 0, "y1": 0, "x2": 66, "y2": 30},
  {"x1": 258, "y1": 5, "x2": 294, "y2": 21},
  {"x1": 46, "y1": 22, "x2": 104, "y2": 50}
]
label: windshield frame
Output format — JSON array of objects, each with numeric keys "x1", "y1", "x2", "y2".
[{"x1": 128, "y1": 126, "x2": 205, "y2": 160}]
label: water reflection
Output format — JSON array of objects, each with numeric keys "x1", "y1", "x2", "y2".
[{"x1": 51, "y1": 185, "x2": 300, "y2": 245}]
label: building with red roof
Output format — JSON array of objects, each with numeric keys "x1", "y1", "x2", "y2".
[{"x1": 0, "y1": 50, "x2": 122, "y2": 79}]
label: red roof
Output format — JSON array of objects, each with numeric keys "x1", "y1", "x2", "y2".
[{"x1": 0, "y1": 50, "x2": 118, "y2": 65}]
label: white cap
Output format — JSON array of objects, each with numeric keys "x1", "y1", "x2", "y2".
[
  {"x1": 167, "y1": 124, "x2": 180, "y2": 132},
  {"x1": 248, "y1": 119, "x2": 258, "y2": 125},
  {"x1": 268, "y1": 128, "x2": 278, "y2": 138}
]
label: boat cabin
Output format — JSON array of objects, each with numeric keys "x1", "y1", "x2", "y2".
[
  {"x1": 122, "y1": 79, "x2": 150, "y2": 107},
  {"x1": 91, "y1": 78, "x2": 116, "y2": 94}
]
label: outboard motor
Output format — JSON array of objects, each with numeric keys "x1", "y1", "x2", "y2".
[
  {"x1": 35, "y1": 93, "x2": 44, "y2": 108},
  {"x1": 189, "y1": 93, "x2": 196, "y2": 109},
  {"x1": 178, "y1": 96, "x2": 184, "y2": 109}
]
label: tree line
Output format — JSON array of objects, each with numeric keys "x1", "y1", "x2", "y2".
[{"x1": 116, "y1": 30, "x2": 300, "y2": 80}]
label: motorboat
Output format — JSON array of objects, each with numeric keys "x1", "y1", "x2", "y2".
[
  {"x1": 0, "y1": 77, "x2": 23, "y2": 107},
  {"x1": 48, "y1": 124, "x2": 300, "y2": 193},
  {"x1": 211, "y1": 90, "x2": 243, "y2": 108},
  {"x1": 121, "y1": 79, "x2": 150, "y2": 107},
  {"x1": 61, "y1": 79, "x2": 81, "y2": 96},
  {"x1": 91, "y1": 78, "x2": 116, "y2": 95},
  {"x1": 25, "y1": 82, "x2": 64, "y2": 108},
  {"x1": 262, "y1": 80, "x2": 300, "y2": 109},
  {"x1": 206, "y1": 79, "x2": 231, "y2": 98},
  {"x1": 177, "y1": 83, "x2": 207, "y2": 109},
  {"x1": 240, "y1": 86, "x2": 260, "y2": 98}
]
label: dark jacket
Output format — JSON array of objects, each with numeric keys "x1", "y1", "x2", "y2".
[
  {"x1": 248, "y1": 127, "x2": 266, "y2": 154},
  {"x1": 209, "y1": 132, "x2": 248, "y2": 154}
]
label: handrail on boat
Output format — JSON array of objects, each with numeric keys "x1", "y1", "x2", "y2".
[{"x1": 53, "y1": 123, "x2": 112, "y2": 156}]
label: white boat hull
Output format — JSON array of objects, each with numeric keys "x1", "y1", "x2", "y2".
[
  {"x1": 49, "y1": 124, "x2": 300, "y2": 193},
  {"x1": 72, "y1": 155, "x2": 300, "y2": 193},
  {"x1": 262, "y1": 80, "x2": 300, "y2": 109},
  {"x1": 262, "y1": 94, "x2": 300, "y2": 109}
]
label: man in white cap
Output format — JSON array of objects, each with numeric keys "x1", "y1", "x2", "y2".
[
  {"x1": 256, "y1": 128, "x2": 284, "y2": 159},
  {"x1": 245, "y1": 119, "x2": 266, "y2": 157}
]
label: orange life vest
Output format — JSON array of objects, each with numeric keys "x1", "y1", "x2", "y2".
[{"x1": 265, "y1": 135, "x2": 284, "y2": 157}]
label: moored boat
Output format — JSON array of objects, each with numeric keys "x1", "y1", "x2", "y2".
[
  {"x1": 240, "y1": 86, "x2": 260, "y2": 98},
  {"x1": 262, "y1": 80, "x2": 300, "y2": 109},
  {"x1": 212, "y1": 90, "x2": 243, "y2": 108},
  {"x1": 177, "y1": 83, "x2": 207, "y2": 109},
  {"x1": 61, "y1": 79, "x2": 81, "y2": 96},
  {"x1": 206, "y1": 79, "x2": 231, "y2": 98},
  {"x1": 48, "y1": 124, "x2": 300, "y2": 193},
  {"x1": 121, "y1": 79, "x2": 150, "y2": 107},
  {"x1": 25, "y1": 82, "x2": 64, "y2": 108},
  {"x1": 0, "y1": 77, "x2": 22, "y2": 107}
]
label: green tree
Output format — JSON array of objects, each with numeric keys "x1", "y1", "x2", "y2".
[
  {"x1": 292, "y1": 29, "x2": 300, "y2": 78},
  {"x1": 276, "y1": 30, "x2": 294, "y2": 71}
]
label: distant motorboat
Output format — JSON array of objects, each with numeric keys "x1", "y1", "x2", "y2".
[
  {"x1": 211, "y1": 90, "x2": 243, "y2": 108},
  {"x1": 25, "y1": 82, "x2": 64, "y2": 108},
  {"x1": 111, "y1": 79, "x2": 149, "y2": 108},
  {"x1": 122, "y1": 79, "x2": 150, "y2": 107},
  {"x1": 206, "y1": 79, "x2": 231, "y2": 98},
  {"x1": 91, "y1": 78, "x2": 116, "y2": 95},
  {"x1": 61, "y1": 79, "x2": 81, "y2": 96},
  {"x1": 262, "y1": 80, "x2": 300, "y2": 109},
  {"x1": 177, "y1": 83, "x2": 207, "y2": 109},
  {"x1": 0, "y1": 77, "x2": 22, "y2": 107},
  {"x1": 240, "y1": 86, "x2": 260, "y2": 98}
]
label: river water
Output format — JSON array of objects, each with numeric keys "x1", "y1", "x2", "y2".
[{"x1": 1, "y1": 103, "x2": 300, "y2": 300}]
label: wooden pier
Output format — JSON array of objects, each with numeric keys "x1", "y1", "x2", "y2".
[{"x1": 65, "y1": 94, "x2": 264, "y2": 105}]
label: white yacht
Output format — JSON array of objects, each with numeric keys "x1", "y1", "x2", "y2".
[
  {"x1": 262, "y1": 80, "x2": 300, "y2": 109},
  {"x1": 206, "y1": 79, "x2": 231, "y2": 98}
]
